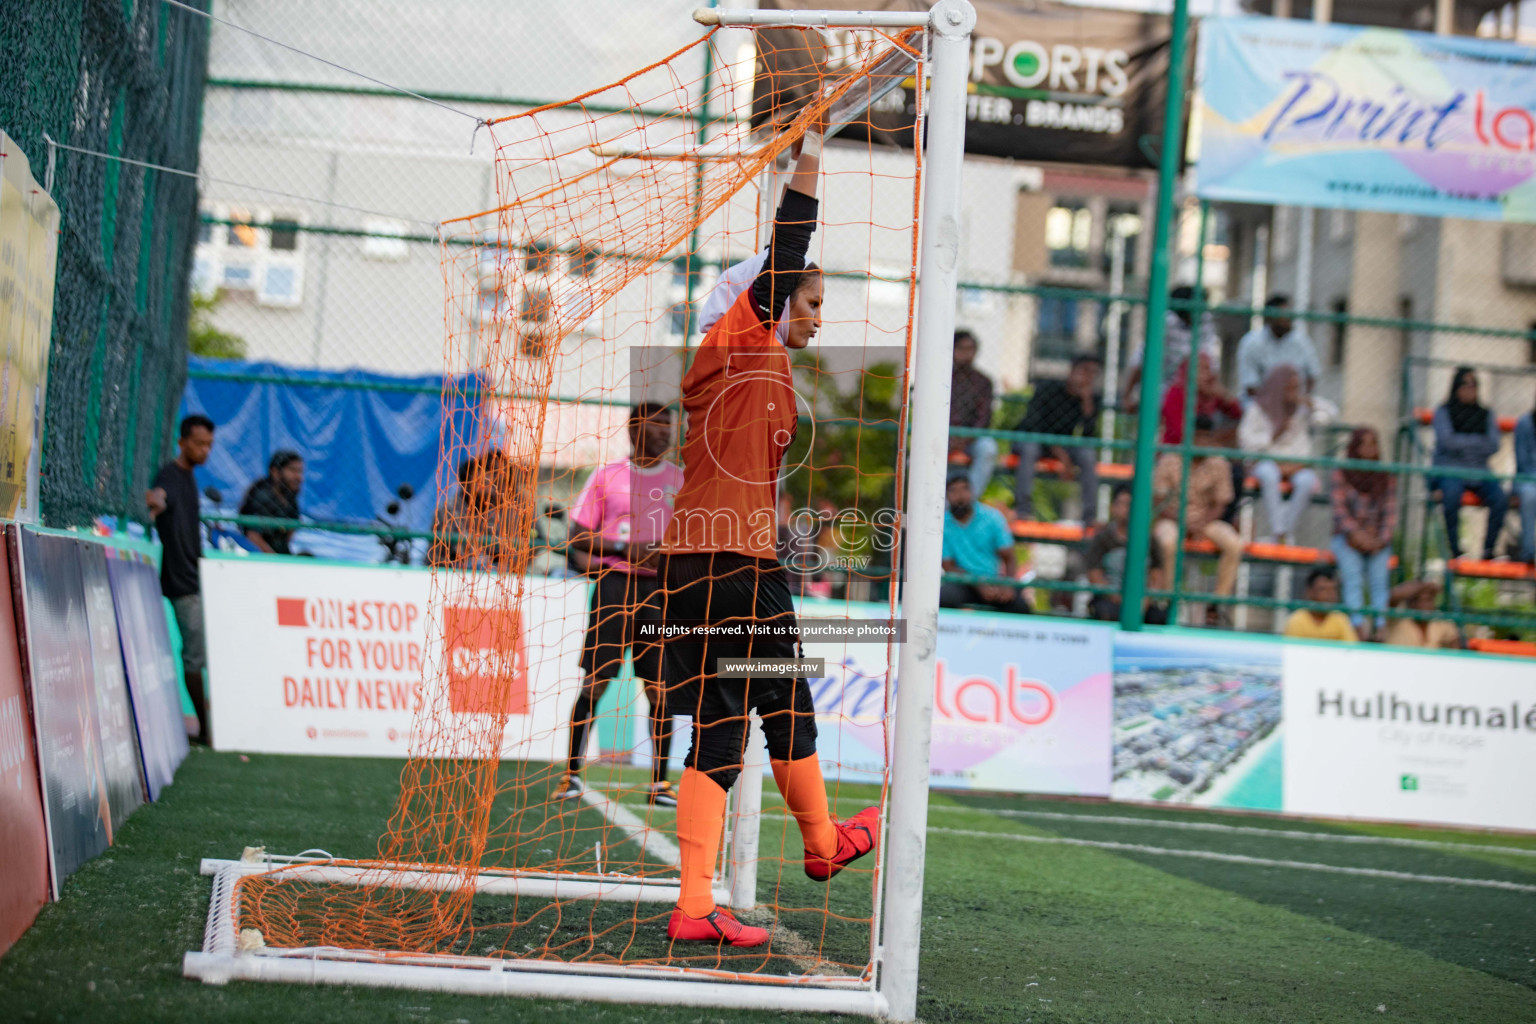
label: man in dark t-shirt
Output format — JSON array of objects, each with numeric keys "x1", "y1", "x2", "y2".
[
  {"x1": 239, "y1": 450, "x2": 303, "y2": 554},
  {"x1": 147, "y1": 414, "x2": 215, "y2": 744},
  {"x1": 1013, "y1": 355, "x2": 1101, "y2": 522}
]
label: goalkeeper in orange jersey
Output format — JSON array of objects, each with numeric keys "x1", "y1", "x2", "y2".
[{"x1": 659, "y1": 127, "x2": 879, "y2": 949}]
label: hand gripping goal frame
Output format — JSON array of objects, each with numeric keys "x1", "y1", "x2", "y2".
[{"x1": 181, "y1": 3, "x2": 974, "y2": 1019}]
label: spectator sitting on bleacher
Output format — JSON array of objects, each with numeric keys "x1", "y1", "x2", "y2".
[
  {"x1": 239, "y1": 450, "x2": 304, "y2": 554},
  {"x1": 1160, "y1": 352, "x2": 1242, "y2": 446},
  {"x1": 1432, "y1": 366, "x2": 1508, "y2": 561},
  {"x1": 1514, "y1": 399, "x2": 1535, "y2": 565},
  {"x1": 1152, "y1": 415, "x2": 1241, "y2": 626},
  {"x1": 1122, "y1": 284, "x2": 1222, "y2": 416},
  {"x1": 1283, "y1": 567, "x2": 1359, "y2": 643},
  {"x1": 1012, "y1": 354, "x2": 1101, "y2": 522},
  {"x1": 1330, "y1": 426, "x2": 1396, "y2": 638},
  {"x1": 1235, "y1": 294, "x2": 1319, "y2": 402},
  {"x1": 1086, "y1": 484, "x2": 1167, "y2": 624},
  {"x1": 941, "y1": 470, "x2": 1031, "y2": 614},
  {"x1": 1385, "y1": 580, "x2": 1460, "y2": 649},
  {"x1": 1239, "y1": 365, "x2": 1317, "y2": 544},
  {"x1": 949, "y1": 330, "x2": 997, "y2": 497}
]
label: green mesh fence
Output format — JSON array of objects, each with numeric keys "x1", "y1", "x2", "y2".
[{"x1": 0, "y1": 0, "x2": 209, "y2": 527}]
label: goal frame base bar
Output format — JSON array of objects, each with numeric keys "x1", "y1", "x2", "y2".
[{"x1": 186, "y1": 858, "x2": 882, "y2": 1016}]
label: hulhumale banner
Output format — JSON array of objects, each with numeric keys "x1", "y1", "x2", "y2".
[{"x1": 1196, "y1": 16, "x2": 1536, "y2": 221}]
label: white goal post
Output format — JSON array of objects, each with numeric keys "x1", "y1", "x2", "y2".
[{"x1": 182, "y1": 4, "x2": 973, "y2": 1019}]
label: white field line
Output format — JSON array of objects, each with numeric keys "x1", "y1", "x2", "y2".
[
  {"x1": 614, "y1": 801, "x2": 1536, "y2": 894},
  {"x1": 926, "y1": 826, "x2": 1536, "y2": 894},
  {"x1": 580, "y1": 787, "x2": 680, "y2": 868},
  {"x1": 921, "y1": 805, "x2": 1536, "y2": 859}
]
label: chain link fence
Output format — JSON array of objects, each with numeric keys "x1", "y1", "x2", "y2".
[{"x1": 2, "y1": 0, "x2": 209, "y2": 527}]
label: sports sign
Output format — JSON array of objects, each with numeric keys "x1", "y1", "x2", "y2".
[
  {"x1": 1197, "y1": 17, "x2": 1536, "y2": 221},
  {"x1": 0, "y1": 534, "x2": 49, "y2": 951},
  {"x1": 755, "y1": 0, "x2": 1178, "y2": 168},
  {"x1": 202, "y1": 556, "x2": 586, "y2": 760}
]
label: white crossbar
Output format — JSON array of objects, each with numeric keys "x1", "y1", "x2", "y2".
[{"x1": 694, "y1": 7, "x2": 932, "y2": 28}]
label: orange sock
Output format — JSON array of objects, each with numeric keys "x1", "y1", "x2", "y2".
[
  {"x1": 674, "y1": 767, "x2": 727, "y2": 918},
  {"x1": 771, "y1": 755, "x2": 837, "y2": 860}
]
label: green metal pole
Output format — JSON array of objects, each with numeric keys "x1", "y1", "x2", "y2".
[
  {"x1": 1120, "y1": 0, "x2": 1192, "y2": 632},
  {"x1": 1165, "y1": 200, "x2": 1210, "y2": 626}
]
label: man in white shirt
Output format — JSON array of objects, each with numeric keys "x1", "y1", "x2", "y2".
[{"x1": 1236, "y1": 294, "x2": 1320, "y2": 402}]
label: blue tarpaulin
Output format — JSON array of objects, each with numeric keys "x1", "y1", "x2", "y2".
[{"x1": 180, "y1": 357, "x2": 483, "y2": 561}]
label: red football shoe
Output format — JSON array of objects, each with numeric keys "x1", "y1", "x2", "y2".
[
  {"x1": 666, "y1": 908, "x2": 770, "y2": 948},
  {"x1": 804, "y1": 806, "x2": 880, "y2": 881}
]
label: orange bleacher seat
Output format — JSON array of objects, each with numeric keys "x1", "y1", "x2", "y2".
[
  {"x1": 1467, "y1": 637, "x2": 1536, "y2": 658},
  {"x1": 1412, "y1": 407, "x2": 1517, "y2": 432},
  {"x1": 1012, "y1": 520, "x2": 1089, "y2": 543},
  {"x1": 1448, "y1": 557, "x2": 1536, "y2": 581}
]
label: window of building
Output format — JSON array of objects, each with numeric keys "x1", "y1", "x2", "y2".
[
  {"x1": 1044, "y1": 200, "x2": 1093, "y2": 269},
  {"x1": 1101, "y1": 204, "x2": 1141, "y2": 275},
  {"x1": 524, "y1": 240, "x2": 555, "y2": 275},
  {"x1": 269, "y1": 218, "x2": 300, "y2": 252},
  {"x1": 1035, "y1": 293, "x2": 1083, "y2": 361}
]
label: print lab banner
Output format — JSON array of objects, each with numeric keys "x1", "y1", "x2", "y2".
[
  {"x1": 1283, "y1": 644, "x2": 1536, "y2": 832},
  {"x1": 1197, "y1": 17, "x2": 1536, "y2": 221},
  {"x1": 202, "y1": 556, "x2": 587, "y2": 760},
  {"x1": 803, "y1": 599, "x2": 1112, "y2": 795},
  {"x1": 755, "y1": 0, "x2": 1176, "y2": 168}
]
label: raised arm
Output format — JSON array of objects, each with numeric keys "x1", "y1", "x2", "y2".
[{"x1": 751, "y1": 133, "x2": 821, "y2": 328}]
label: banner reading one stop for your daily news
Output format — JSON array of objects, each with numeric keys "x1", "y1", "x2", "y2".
[{"x1": 1196, "y1": 16, "x2": 1536, "y2": 221}]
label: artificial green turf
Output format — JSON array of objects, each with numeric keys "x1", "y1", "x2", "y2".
[{"x1": 2, "y1": 750, "x2": 1533, "y2": 1023}]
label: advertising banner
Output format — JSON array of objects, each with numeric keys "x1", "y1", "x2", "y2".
[
  {"x1": 107, "y1": 557, "x2": 189, "y2": 800},
  {"x1": 0, "y1": 133, "x2": 59, "y2": 523},
  {"x1": 1196, "y1": 17, "x2": 1536, "y2": 221},
  {"x1": 77, "y1": 546, "x2": 146, "y2": 830},
  {"x1": 801, "y1": 599, "x2": 1113, "y2": 794},
  {"x1": 202, "y1": 557, "x2": 587, "y2": 760},
  {"x1": 14, "y1": 530, "x2": 113, "y2": 898},
  {"x1": 755, "y1": 0, "x2": 1176, "y2": 168},
  {"x1": 1113, "y1": 631, "x2": 1283, "y2": 811},
  {"x1": 0, "y1": 534, "x2": 50, "y2": 952},
  {"x1": 1283, "y1": 644, "x2": 1536, "y2": 831}
]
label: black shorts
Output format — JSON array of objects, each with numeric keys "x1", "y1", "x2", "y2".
[
  {"x1": 579, "y1": 568, "x2": 663, "y2": 683},
  {"x1": 661, "y1": 552, "x2": 818, "y2": 769}
]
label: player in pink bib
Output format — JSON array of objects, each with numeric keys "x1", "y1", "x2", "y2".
[{"x1": 558, "y1": 402, "x2": 684, "y2": 806}]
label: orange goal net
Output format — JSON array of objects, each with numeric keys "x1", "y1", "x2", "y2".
[{"x1": 202, "y1": 17, "x2": 931, "y2": 1002}]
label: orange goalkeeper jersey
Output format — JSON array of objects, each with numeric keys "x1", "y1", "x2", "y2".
[{"x1": 663, "y1": 288, "x2": 798, "y2": 560}]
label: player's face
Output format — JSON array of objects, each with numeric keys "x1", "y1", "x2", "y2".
[
  {"x1": 278, "y1": 459, "x2": 304, "y2": 493},
  {"x1": 784, "y1": 275, "x2": 822, "y2": 349},
  {"x1": 180, "y1": 426, "x2": 214, "y2": 466},
  {"x1": 1111, "y1": 489, "x2": 1131, "y2": 526}
]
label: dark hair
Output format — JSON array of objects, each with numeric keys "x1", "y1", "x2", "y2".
[
  {"x1": 1070, "y1": 354, "x2": 1103, "y2": 370},
  {"x1": 953, "y1": 329, "x2": 978, "y2": 348},
  {"x1": 1192, "y1": 414, "x2": 1215, "y2": 432},
  {"x1": 268, "y1": 450, "x2": 302, "y2": 474},
  {"x1": 1110, "y1": 483, "x2": 1132, "y2": 504},
  {"x1": 1306, "y1": 566, "x2": 1338, "y2": 589},
  {"x1": 1170, "y1": 284, "x2": 1199, "y2": 302},
  {"x1": 180, "y1": 414, "x2": 215, "y2": 438},
  {"x1": 1447, "y1": 365, "x2": 1478, "y2": 404},
  {"x1": 456, "y1": 456, "x2": 477, "y2": 485},
  {"x1": 945, "y1": 468, "x2": 972, "y2": 488},
  {"x1": 1264, "y1": 293, "x2": 1291, "y2": 311},
  {"x1": 628, "y1": 401, "x2": 670, "y2": 426}
]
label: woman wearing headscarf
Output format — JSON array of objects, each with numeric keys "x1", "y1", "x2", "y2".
[
  {"x1": 1432, "y1": 366, "x2": 1508, "y2": 560},
  {"x1": 657, "y1": 122, "x2": 877, "y2": 950},
  {"x1": 1330, "y1": 427, "x2": 1396, "y2": 636},
  {"x1": 239, "y1": 450, "x2": 304, "y2": 554},
  {"x1": 1238, "y1": 364, "x2": 1317, "y2": 542}
]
